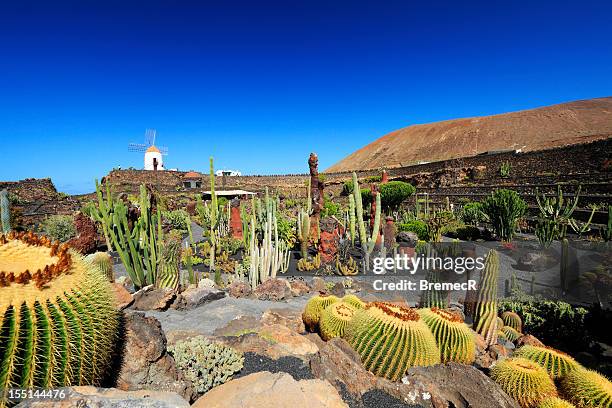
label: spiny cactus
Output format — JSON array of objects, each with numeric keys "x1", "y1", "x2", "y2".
[
  {"x1": 319, "y1": 301, "x2": 357, "y2": 341},
  {"x1": 302, "y1": 294, "x2": 339, "y2": 332},
  {"x1": 502, "y1": 310, "x2": 523, "y2": 333},
  {"x1": 560, "y1": 367, "x2": 612, "y2": 408},
  {"x1": 297, "y1": 253, "x2": 321, "y2": 271},
  {"x1": 348, "y1": 194, "x2": 356, "y2": 245},
  {"x1": 342, "y1": 294, "x2": 365, "y2": 309},
  {"x1": 515, "y1": 345, "x2": 579, "y2": 379},
  {"x1": 498, "y1": 329, "x2": 509, "y2": 343},
  {"x1": 502, "y1": 326, "x2": 521, "y2": 342},
  {"x1": 497, "y1": 316, "x2": 505, "y2": 329},
  {"x1": 473, "y1": 250, "x2": 500, "y2": 346},
  {"x1": 0, "y1": 231, "x2": 118, "y2": 402},
  {"x1": 417, "y1": 308, "x2": 475, "y2": 364},
  {"x1": 490, "y1": 357, "x2": 558, "y2": 408},
  {"x1": 536, "y1": 397, "x2": 576, "y2": 408},
  {"x1": 85, "y1": 252, "x2": 114, "y2": 282},
  {"x1": 336, "y1": 256, "x2": 358, "y2": 276},
  {"x1": 156, "y1": 236, "x2": 181, "y2": 290},
  {"x1": 344, "y1": 302, "x2": 440, "y2": 381},
  {"x1": 0, "y1": 190, "x2": 10, "y2": 233}
]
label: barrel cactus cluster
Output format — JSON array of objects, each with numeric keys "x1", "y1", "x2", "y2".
[
  {"x1": 319, "y1": 301, "x2": 357, "y2": 341},
  {"x1": 0, "y1": 231, "x2": 119, "y2": 402},
  {"x1": 515, "y1": 345, "x2": 579, "y2": 379},
  {"x1": 302, "y1": 293, "x2": 339, "y2": 332},
  {"x1": 417, "y1": 307, "x2": 475, "y2": 364}
]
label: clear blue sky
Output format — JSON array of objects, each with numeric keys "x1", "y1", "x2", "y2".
[{"x1": 1, "y1": 1, "x2": 611, "y2": 194}]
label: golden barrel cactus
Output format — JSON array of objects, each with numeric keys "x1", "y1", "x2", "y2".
[
  {"x1": 490, "y1": 357, "x2": 558, "y2": 408},
  {"x1": 344, "y1": 302, "x2": 440, "y2": 381},
  {"x1": 417, "y1": 307, "x2": 475, "y2": 364},
  {"x1": 502, "y1": 325, "x2": 521, "y2": 342},
  {"x1": 515, "y1": 345, "x2": 579, "y2": 379},
  {"x1": 536, "y1": 397, "x2": 576, "y2": 408},
  {"x1": 0, "y1": 232, "x2": 119, "y2": 400},
  {"x1": 502, "y1": 311, "x2": 523, "y2": 333},
  {"x1": 342, "y1": 294, "x2": 365, "y2": 309},
  {"x1": 85, "y1": 252, "x2": 114, "y2": 282},
  {"x1": 319, "y1": 301, "x2": 357, "y2": 341},
  {"x1": 302, "y1": 294, "x2": 339, "y2": 332},
  {"x1": 560, "y1": 367, "x2": 612, "y2": 408}
]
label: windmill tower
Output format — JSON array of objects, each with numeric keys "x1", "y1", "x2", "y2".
[{"x1": 128, "y1": 129, "x2": 169, "y2": 171}]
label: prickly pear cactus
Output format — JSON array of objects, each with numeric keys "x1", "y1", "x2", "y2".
[
  {"x1": 417, "y1": 307, "x2": 475, "y2": 364},
  {"x1": 0, "y1": 231, "x2": 118, "y2": 405}
]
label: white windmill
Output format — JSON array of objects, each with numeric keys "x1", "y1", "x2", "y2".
[{"x1": 128, "y1": 129, "x2": 169, "y2": 171}]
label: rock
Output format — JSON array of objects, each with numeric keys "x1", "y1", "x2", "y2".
[
  {"x1": 191, "y1": 371, "x2": 347, "y2": 408},
  {"x1": 131, "y1": 286, "x2": 176, "y2": 311},
  {"x1": 261, "y1": 308, "x2": 305, "y2": 333},
  {"x1": 116, "y1": 276, "x2": 128, "y2": 285},
  {"x1": 252, "y1": 278, "x2": 292, "y2": 301},
  {"x1": 197, "y1": 278, "x2": 216, "y2": 289},
  {"x1": 489, "y1": 343, "x2": 512, "y2": 360},
  {"x1": 116, "y1": 312, "x2": 195, "y2": 402},
  {"x1": 213, "y1": 315, "x2": 263, "y2": 337},
  {"x1": 15, "y1": 386, "x2": 190, "y2": 407},
  {"x1": 227, "y1": 281, "x2": 252, "y2": 298},
  {"x1": 311, "y1": 277, "x2": 327, "y2": 293},
  {"x1": 112, "y1": 282, "x2": 134, "y2": 310},
  {"x1": 172, "y1": 287, "x2": 225, "y2": 310},
  {"x1": 289, "y1": 279, "x2": 310, "y2": 297},
  {"x1": 396, "y1": 231, "x2": 418, "y2": 247},
  {"x1": 330, "y1": 281, "x2": 346, "y2": 297},
  {"x1": 516, "y1": 334, "x2": 544, "y2": 348}
]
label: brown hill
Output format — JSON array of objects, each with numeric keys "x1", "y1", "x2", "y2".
[{"x1": 326, "y1": 97, "x2": 612, "y2": 172}]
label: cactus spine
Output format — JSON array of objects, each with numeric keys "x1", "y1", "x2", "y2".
[
  {"x1": 536, "y1": 397, "x2": 575, "y2": 408},
  {"x1": 515, "y1": 345, "x2": 579, "y2": 379},
  {"x1": 473, "y1": 250, "x2": 500, "y2": 346},
  {"x1": 319, "y1": 301, "x2": 357, "y2": 341},
  {"x1": 85, "y1": 252, "x2": 114, "y2": 282},
  {"x1": 0, "y1": 190, "x2": 10, "y2": 233},
  {"x1": 302, "y1": 294, "x2": 339, "y2": 332},
  {"x1": 344, "y1": 302, "x2": 440, "y2": 381},
  {"x1": 342, "y1": 294, "x2": 365, "y2": 309},
  {"x1": 501, "y1": 311, "x2": 523, "y2": 333},
  {"x1": 560, "y1": 367, "x2": 612, "y2": 408},
  {"x1": 297, "y1": 209, "x2": 310, "y2": 259},
  {"x1": 490, "y1": 357, "x2": 558, "y2": 408},
  {"x1": 417, "y1": 308, "x2": 475, "y2": 364},
  {"x1": 0, "y1": 232, "x2": 118, "y2": 402}
]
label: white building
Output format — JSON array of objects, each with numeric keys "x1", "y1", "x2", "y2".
[{"x1": 144, "y1": 146, "x2": 165, "y2": 171}]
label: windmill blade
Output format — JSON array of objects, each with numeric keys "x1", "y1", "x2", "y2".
[
  {"x1": 144, "y1": 128, "x2": 157, "y2": 146},
  {"x1": 158, "y1": 146, "x2": 169, "y2": 155},
  {"x1": 128, "y1": 143, "x2": 148, "y2": 152}
]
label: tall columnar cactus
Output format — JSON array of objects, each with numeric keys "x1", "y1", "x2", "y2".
[
  {"x1": 417, "y1": 308, "x2": 476, "y2": 364},
  {"x1": 351, "y1": 172, "x2": 381, "y2": 271},
  {"x1": 343, "y1": 302, "x2": 440, "y2": 381},
  {"x1": 560, "y1": 367, "x2": 612, "y2": 408},
  {"x1": 348, "y1": 194, "x2": 356, "y2": 245},
  {"x1": 515, "y1": 345, "x2": 579, "y2": 379},
  {"x1": 501, "y1": 311, "x2": 523, "y2": 333},
  {"x1": 536, "y1": 397, "x2": 576, "y2": 408},
  {"x1": 342, "y1": 294, "x2": 365, "y2": 309},
  {"x1": 302, "y1": 294, "x2": 339, "y2": 332},
  {"x1": 535, "y1": 185, "x2": 580, "y2": 240},
  {"x1": 297, "y1": 209, "x2": 310, "y2": 259},
  {"x1": 473, "y1": 250, "x2": 500, "y2": 346},
  {"x1": 85, "y1": 252, "x2": 114, "y2": 282},
  {"x1": 0, "y1": 232, "x2": 118, "y2": 401},
  {"x1": 490, "y1": 357, "x2": 558, "y2": 408},
  {"x1": 319, "y1": 301, "x2": 357, "y2": 341},
  {"x1": 156, "y1": 236, "x2": 181, "y2": 290},
  {"x1": 0, "y1": 189, "x2": 10, "y2": 233}
]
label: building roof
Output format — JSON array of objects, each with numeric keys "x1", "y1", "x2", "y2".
[
  {"x1": 146, "y1": 145, "x2": 161, "y2": 153},
  {"x1": 183, "y1": 171, "x2": 202, "y2": 178}
]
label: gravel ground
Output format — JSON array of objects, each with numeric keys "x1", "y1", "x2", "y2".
[{"x1": 235, "y1": 352, "x2": 314, "y2": 381}]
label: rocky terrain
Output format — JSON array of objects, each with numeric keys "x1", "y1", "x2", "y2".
[{"x1": 327, "y1": 97, "x2": 612, "y2": 172}]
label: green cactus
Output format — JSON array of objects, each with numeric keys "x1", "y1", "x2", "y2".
[
  {"x1": 490, "y1": 357, "x2": 558, "y2": 408},
  {"x1": 0, "y1": 232, "x2": 118, "y2": 404},
  {"x1": 348, "y1": 194, "x2": 356, "y2": 245},
  {"x1": 481, "y1": 189, "x2": 526, "y2": 242},
  {"x1": 501, "y1": 311, "x2": 522, "y2": 333},
  {"x1": 502, "y1": 326, "x2": 521, "y2": 342},
  {"x1": 297, "y1": 209, "x2": 310, "y2": 259},
  {"x1": 319, "y1": 301, "x2": 357, "y2": 341},
  {"x1": 168, "y1": 336, "x2": 243, "y2": 395},
  {"x1": 515, "y1": 345, "x2": 579, "y2": 379},
  {"x1": 417, "y1": 308, "x2": 475, "y2": 364},
  {"x1": 560, "y1": 367, "x2": 612, "y2": 408},
  {"x1": 0, "y1": 190, "x2": 10, "y2": 233},
  {"x1": 497, "y1": 316, "x2": 505, "y2": 329},
  {"x1": 342, "y1": 294, "x2": 365, "y2": 309},
  {"x1": 343, "y1": 302, "x2": 440, "y2": 381},
  {"x1": 302, "y1": 294, "x2": 339, "y2": 332},
  {"x1": 473, "y1": 250, "x2": 500, "y2": 346},
  {"x1": 85, "y1": 252, "x2": 114, "y2": 282},
  {"x1": 156, "y1": 236, "x2": 181, "y2": 290},
  {"x1": 536, "y1": 397, "x2": 576, "y2": 408},
  {"x1": 498, "y1": 329, "x2": 509, "y2": 343}
]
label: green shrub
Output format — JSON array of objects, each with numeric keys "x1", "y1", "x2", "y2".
[
  {"x1": 163, "y1": 209, "x2": 190, "y2": 232},
  {"x1": 398, "y1": 220, "x2": 428, "y2": 240},
  {"x1": 322, "y1": 196, "x2": 341, "y2": 217},
  {"x1": 341, "y1": 180, "x2": 354, "y2": 196},
  {"x1": 459, "y1": 202, "x2": 485, "y2": 225},
  {"x1": 481, "y1": 189, "x2": 526, "y2": 241},
  {"x1": 455, "y1": 225, "x2": 481, "y2": 241},
  {"x1": 41, "y1": 214, "x2": 76, "y2": 242},
  {"x1": 168, "y1": 336, "x2": 244, "y2": 395},
  {"x1": 379, "y1": 181, "x2": 416, "y2": 212}
]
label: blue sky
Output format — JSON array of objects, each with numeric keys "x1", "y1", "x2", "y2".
[{"x1": 1, "y1": 0, "x2": 611, "y2": 194}]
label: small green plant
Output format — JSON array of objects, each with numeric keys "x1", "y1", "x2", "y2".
[
  {"x1": 397, "y1": 220, "x2": 428, "y2": 240},
  {"x1": 500, "y1": 161, "x2": 511, "y2": 178},
  {"x1": 41, "y1": 214, "x2": 76, "y2": 242},
  {"x1": 162, "y1": 209, "x2": 190, "y2": 232},
  {"x1": 481, "y1": 189, "x2": 526, "y2": 241},
  {"x1": 459, "y1": 201, "x2": 485, "y2": 225},
  {"x1": 168, "y1": 336, "x2": 244, "y2": 395}
]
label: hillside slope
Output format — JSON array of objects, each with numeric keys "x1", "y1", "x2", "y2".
[{"x1": 326, "y1": 97, "x2": 612, "y2": 172}]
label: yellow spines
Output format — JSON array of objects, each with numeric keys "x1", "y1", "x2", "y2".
[
  {"x1": 536, "y1": 397, "x2": 576, "y2": 408},
  {"x1": 342, "y1": 294, "x2": 365, "y2": 309},
  {"x1": 319, "y1": 301, "x2": 357, "y2": 341},
  {"x1": 502, "y1": 310, "x2": 523, "y2": 333},
  {"x1": 490, "y1": 357, "x2": 558, "y2": 408},
  {"x1": 515, "y1": 345, "x2": 579, "y2": 379},
  {"x1": 85, "y1": 252, "x2": 114, "y2": 282},
  {"x1": 344, "y1": 302, "x2": 440, "y2": 381},
  {"x1": 502, "y1": 325, "x2": 521, "y2": 342},
  {"x1": 560, "y1": 367, "x2": 612, "y2": 408},
  {"x1": 417, "y1": 307, "x2": 475, "y2": 364},
  {"x1": 302, "y1": 294, "x2": 339, "y2": 332}
]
